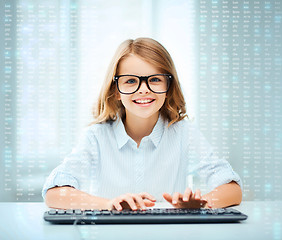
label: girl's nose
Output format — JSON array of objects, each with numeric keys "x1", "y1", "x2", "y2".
[{"x1": 138, "y1": 81, "x2": 150, "y2": 94}]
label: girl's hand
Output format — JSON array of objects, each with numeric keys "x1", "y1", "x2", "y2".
[
  {"x1": 107, "y1": 192, "x2": 156, "y2": 211},
  {"x1": 163, "y1": 188, "x2": 211, "y2": 209}
]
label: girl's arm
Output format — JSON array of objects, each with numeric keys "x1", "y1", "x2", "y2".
[
  {"x1": 45, "y1": 186, "x2": 156, "y2": 210},
  {"x1": 202, "y1": 181, "x2": 242, "y2": 208},
  {"x1": 45, "y1": 186, "x2": 110, "y2": 210},
  {"x1": 163, "y1": 181, "x2": 242, "y2": 209}
]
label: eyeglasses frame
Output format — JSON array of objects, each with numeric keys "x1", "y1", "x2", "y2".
[{"x1": 113, "y1": 74, "x2": 172, "y2": 95}]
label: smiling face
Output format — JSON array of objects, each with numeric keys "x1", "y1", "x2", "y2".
[{"x1": 116, "y1": 54, "x2": 167, "y2": 122}]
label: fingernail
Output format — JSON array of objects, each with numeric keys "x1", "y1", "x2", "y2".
[
  {"x1": 172, "y1": 200, "x2": 177, "y2": 204},
  {"x1": 183, "y1": 197, "x2": 188, "y2": 201}
]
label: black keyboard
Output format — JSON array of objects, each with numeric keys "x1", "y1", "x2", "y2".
[{"x1": 44, "y1": 208, "x2": 248, "y2": 224}]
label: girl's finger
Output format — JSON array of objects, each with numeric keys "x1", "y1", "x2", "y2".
[
  {"x1": 194, "y1": 189, "x2": 201, "y2": 200},
  {"x1": 139, "y1": 192, "x2": 156, "y2": 202},
  {"x1": 143, "y1": 199, "x2": 155, "y2": 207},
  {"x1": 162, "y1": 192, "x2": 173, "y2": 203},
  {"x1": 113, "y1": 200, "x2": 123, "y2": 211},
  {"x1": 183, "y1": 188, "x2": 192, "y2": 202},
  {"x1": 133, "y1": 194, "x2": 146, "y2": 210},
  {"x1": 172, "y1": 192, "x2": 181, "y2": 204},
  {"x1": 124, "y1": 196, "x2": 138, "y2": 210}
]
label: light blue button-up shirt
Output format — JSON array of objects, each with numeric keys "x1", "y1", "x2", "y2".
[{"x1": 42, "y1": 116, "x2": 242, "y2": 201}]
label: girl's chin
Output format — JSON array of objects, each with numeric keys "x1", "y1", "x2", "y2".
[{"x1": 126, "y1": 110, "x2": 160, "y2": 121}]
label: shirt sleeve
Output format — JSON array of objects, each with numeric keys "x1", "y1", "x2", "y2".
[
  {"x1": 184, "y1": 120, "x2": 242, "y2": 192},
  {"x1": 41, "y1": 127, "x2": 99, "y2": 200}
]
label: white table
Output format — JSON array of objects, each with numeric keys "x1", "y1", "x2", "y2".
[{"x1": 0, "y1": 201, "x2": 281, "y2": 240}]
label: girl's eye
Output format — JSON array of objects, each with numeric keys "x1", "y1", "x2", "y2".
[
  {"x1": 126, "y1": 79, "x2": 137, "y2": 84},
  {"x1": 150, "y1": 77, "x2": 162, "y2": 82}
]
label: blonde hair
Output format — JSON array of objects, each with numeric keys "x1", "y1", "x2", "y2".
[{"x1": 90, "y1": 37, "x2": 187, "y2": 126}]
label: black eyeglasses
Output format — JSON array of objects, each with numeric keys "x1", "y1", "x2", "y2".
[{"x1": 113, "y1": 74, "x2": 172, "y2": 95}]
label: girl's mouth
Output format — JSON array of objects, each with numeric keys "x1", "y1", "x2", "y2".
[{"x1": 133, "y1": 99, "x2": 155, "y2": 105}]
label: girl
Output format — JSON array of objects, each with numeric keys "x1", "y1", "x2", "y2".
[{"x1": 43, "y1": 38, "x2": 242, "y2": 211}]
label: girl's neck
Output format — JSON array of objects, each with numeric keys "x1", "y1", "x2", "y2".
[{"x1": 123, "y1": 113, "x2": 159, "y2": 147}]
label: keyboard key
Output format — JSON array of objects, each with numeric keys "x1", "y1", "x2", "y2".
[
  {"x1": 229, "y1": 209, "x2": 241, "y2": 214},
  {"x1": 101, "y1": 210, "x2": 111, "y2": 215},
  {"x1": 74, "y1": 209, "x2": 82, "y2": 215},
  {"x1": 57, "y1": 209, "x2": 65, "y2": 215},
  {"x1": 112, "y1": 210, "x2": 121, "y2": 215},
  {"x1": 66, "y1": 209, "x2": 74, "y2": 215},
  {"x1": 48, "y1": 209, "x2": 57, "y2": 215},
  {"x1": 85, "y1": 210, "x2": 93, "y2": 215},
  {"x1": 121, "y1": 211, "x2": 130, "y2": 215}
]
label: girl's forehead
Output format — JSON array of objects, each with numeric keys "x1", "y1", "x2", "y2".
[{"x1": 117, "y1": 54, "x2": 160, "y2": 75}]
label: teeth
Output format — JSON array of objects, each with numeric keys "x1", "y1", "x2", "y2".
[{"x1": 135, "y1": 99, "x2": 153, "y2": 104}]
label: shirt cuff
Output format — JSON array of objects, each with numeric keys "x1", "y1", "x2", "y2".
[
  {"x1": 208, "y1": 170, "x2": 243, "y2": 192},
  {"x1": 41, "y1": 172, "x2": 79, "y2": 200}
]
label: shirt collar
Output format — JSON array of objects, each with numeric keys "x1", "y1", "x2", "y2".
[
  {"x1": 113, "y1": 118, "x2": 131, "y2": 149},
  {"x1": 113, "y1": 115, "x2": 166, "y2": 150}
]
